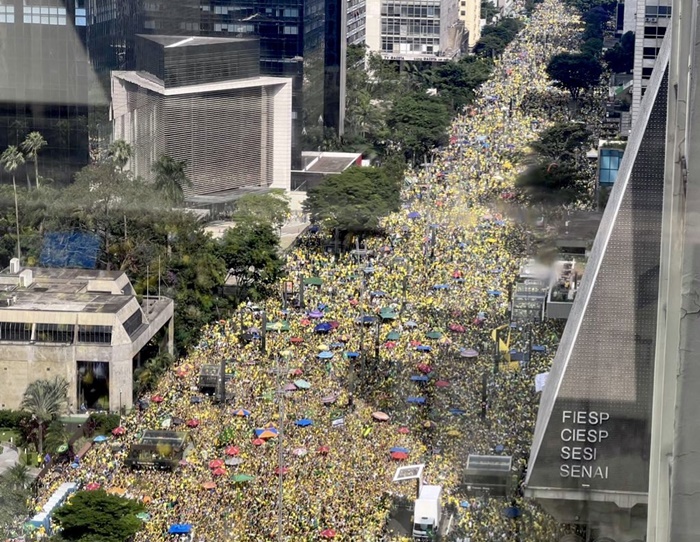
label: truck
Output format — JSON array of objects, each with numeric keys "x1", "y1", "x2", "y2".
[{"x1": 412, "y1": 484, "x2": 442, "y2": 541}]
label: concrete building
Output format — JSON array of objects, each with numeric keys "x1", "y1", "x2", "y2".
[
  {"x1": 0, "y1": 260, "x2": 173, "y2": 414},
  {"x1": 630, "y1": 0, "x2": 670, "y2": 122},
  {"x1": 458, "y1": 0, "x2": 481, "y2": 50},
  {"x1": 347, "y1": 0, "x2": 367, "y2": 45},
  {"x1": 110, "y1": 35, "x2": 292, "y2": 198},
  {"x1": 525, "y1": 31, "x2": 670, "y2": 542},
  {"x1": 365, "y1": 0, "x2": 464, "y2": 61}
]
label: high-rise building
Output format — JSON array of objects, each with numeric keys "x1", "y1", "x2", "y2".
[
  {"x1": 525, "y1": 34, "x2": 670, "y2": 542},
  {"x1": 347, "y1": 0, "x2": 367, "y2": 45},
  {"x1": 0, "y1": 0, "x2": 95, "y2": 183},
  {"x1": 87, "y1": 0, "x2": 346, "y2": 168},
  {"x1": 458, "y1": 0, "x2": 480, "y2": 50},
  {"x1": 365, "y1": 0, "x2": 464, "y2": 61},
  {"x1": 110, "y1": 35, "x2": 292, "y2": 198},
  {"x1": 630, "y1": 0, "x2": 670, "y2": 122}
]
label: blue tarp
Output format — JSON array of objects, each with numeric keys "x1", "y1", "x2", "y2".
[
  {"x1": 407, "y1": 396, "x2": 426, "y2": 404},
  {"x1": 410, "y1": 375, "x2": 429, "y2": 382},
  {"x1": 389, "y1": 447, "x2": 409, "y2": 453},
  {"x1": 168, "y1": 524, "x2": 192, "y2": 534},
  {"x1": 40, "y1": 232, "x2": 101, "y2": 269},
  {"x1": 295, "y1": 418, "x2": 313, "y2": 427},
  {"x1": 345, "y1": 351, "x2": 359, "y2": 358},
  {"x1": 317, "y1": 351, "x2": 333, "y2": 359},
  {"x1": 416, "y1": 345, "x2": 432, "y2": 352}
]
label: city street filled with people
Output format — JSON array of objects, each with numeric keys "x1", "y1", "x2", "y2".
[{"x1": 33, "y1": 0, "x2": 591, "y2": 540}]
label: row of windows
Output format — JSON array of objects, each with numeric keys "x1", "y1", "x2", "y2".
[
  {"x1": 0, "y1": 5, "x2": 85, "y2": 26},
  {"x1": 643, "y1": 46, "x2": 661, "y2": 59},
  {"x1": 382, "y1": 22, "x2": 440, "y2": 35},
  {"x1": 213, "y1": 23, "x2": 254, "y2": 32},
  {"x1": 0, "y1": 322, "x2": 113, "y2": 344},
  {"x1": 382, "y1": 5, "x2": 440, "y2": 18},
  {"x1": 644, "y1": 5, "x2": 671, "y2": 17},
  {"x1": 644, "y1": 25, "x2": 667, "y2": 38}
]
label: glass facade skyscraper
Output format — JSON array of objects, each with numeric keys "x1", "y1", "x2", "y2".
[
  {"x1": 87, "y1": 0, "x2": 346, "y2": 168},
  {"x1": 0, "y1": 0, "x2": 91, "y2": 183}
]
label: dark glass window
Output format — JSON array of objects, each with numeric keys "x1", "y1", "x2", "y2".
[
  {"x1": 123, "y1": 310, "x2": 143, "y2": 336},
  {"x1": 36, "y1": 324, "x2": 74, "y2": 343},
  {"x1": 0, "y1": 322, "x2": 32, "y2": 341},
  {"x1": 78, "y1": 325, "x2": 113, "y2": 344}
]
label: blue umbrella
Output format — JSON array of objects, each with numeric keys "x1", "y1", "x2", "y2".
[
  {"x1": 416, "y1": 345, "x2": 432, "y2": 352},
  {"x1": 433, "y1": 284, "x2": 449, "y2": 290},
  {"x1": 93, "y1": 435, "x2": 108, "y2": 443},
  {"x1": 410, "y1": 375, "x2": 429, "y2": 382},
  {"x1": 309, "y1": 224, "x2": 320, "y2": 233},
  {"x1": 314, "y1": 323, "x2": 332, "y2": 333},
  {"x1": 389, "y1": 446, "x2": 409, "y2": 454},
  {"x1": 190, "y1": 396, "x2": 202, "y2": 404},
  {"x1": 487, "y1": 289, "x2": 501, "y2": 296},
  {"x1": 495, "y1": 444, "x2": 505, "y2": 453},
  {"x1": 407, "y1": 396, "x2": 426, "y2": 404},
  {"x1": 330, "y1": 342, "x2": 344, "y2": 349},
  {"x1": 345, "y1": 351, "x2": 360, "y2": 358},
  {"x1": 295, "y1": 418, "x2": 313, "y2": 427},
  {"x1": 370, "y1": 291, "x2": 386, "y2": 297},
  {"x1": 408, "y1": 211, "x2": 421, "y2": 219},
  {"x1": 168, "y1": 524, "x2": 192, "y2": 534},
  {"x1": 255, "y1": 427, "x2": 279, "y2": 437},
  {"x1": 318, "y1": 351, "x2": 333, "y2": 359},
  {"x1": 363, "y1": 266, "x2": 375, "y2": 274},
  {"x1": 504, "y1": 506, "x2": 521, "y2": 519},
  {"x1": 460, "y1": 501, "x2": 470, "y2": 508},
  {"x1": 405, "y1": 320, "x2": 418, "y2": 328},
  {"x1": 532, "y1": 345, "x2": 546, "y2": 352},
  {"x1": 317, "y1": 303, "x2": 328, "y2": 311},
  {"x1": 458, "y1": 242, "x2": 467, "y2": 248},
  {"x1": 449, "y1": 408, "x2": 466, "y2": 416},
  {"x1": 360, "y1": 315, "x2": 377, "y2": 325},
  {"x1": 70, "y1": 462, "x2": 80, "y2": 469}
]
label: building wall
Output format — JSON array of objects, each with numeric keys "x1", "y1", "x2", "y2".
[
  {"x1": 459, "y1": 0, "x2": 481, "y2": 49},
  {"x1": 347, "y1": 0, "x2": 366, "y2": 44}
]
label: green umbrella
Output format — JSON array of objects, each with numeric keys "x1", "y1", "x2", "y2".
[
  {"x1": 293, "y1": 379, "x2": 311, "y2": 389},
  {"x1": 56, "y1": 444, "x2": 69, "y2": 454},
  {"x1": 266, "y1": 321, "x2": 290, "y2": 332},
  {"x1": 303, "y1": 277, "x2": 323, "y2": 286},
  {"x1": 380, "y1": 311, "x2": 398, "y2": 320},
  {"x1": 231, "y1": 473, "x2": 255, "y2": 483},
  {"x1": 386, "y1": 331, "x2": 400, "y2": 341},
  {"x1": 426, "y1": 331, "x2": 443, "y2": 340},
  {"x1": 136, "y1": 512, "x2": 150, "y2": 522}
]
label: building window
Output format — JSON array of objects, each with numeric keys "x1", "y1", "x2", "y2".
[
  {"x1": 283, "y1": 8, "x2": 299, "y2": 17},
  {"x1": 122, "y1": 310, "x2": 143, "y2": 336},
  {"x1": 78, "y1": 325, "x2": 112, "y2": 344},
  {"x1": 75, "y1": 7, "x2": 86, "y2": 26},
  {"x1": 23, "y1": 5, "x2": 67, "y2": 25},
  {"x1": 36, "y1": 323, "x2": 74, "y2": 343},
  {"x1": 283, "y1": 25, "x2": 298, "y2": 35},
  {"x1": 0, "y1": 5, "x2": 15, "y2": 23},
  {"x1": 0, "y1": 322, "x2": 32, "y2": 342}
]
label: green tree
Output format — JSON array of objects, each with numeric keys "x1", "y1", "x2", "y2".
[
  {"x1": 386, "y1": 93, "x2": 450, "y2": 164},
  {"x1": 21, "y1": 131, "x2": 47, "y2": 190},
  {"x1": 44, "y1": 419, "x2": 71, "y2": 455},
  {"x1": 304, "y1": 166, "x2": 401, "y2": 237},
  {"x1": 218, "y1": 221, "x2": 284, "y2": 300},
  {"x1": 152, "y1": 154, "x2": 192, "y2": 205},
  {"x1": 516, "y1": 162, "x2": 583, "y2": 206},
  {"x1": 53, "y1": 489, "x2": 145, "y2": 542},
  {"x1": 546, "y1": 53, "x2": 603, "y2": 99},
  {"x1": 0, "y1": 466, "x2": 29, "y2": 537},
  {"x1": 527, "y1": 122, "x2": 592, "y2": 164},
  {"x1": 474, "y1": 33, "x2": 508, "y2": 58},
  {"x1": 233, "y1": 189, "x2": 291, "y2": 230},
  {"x1": 19, "y1": 376, "x2": 68, "y2": 456},
  {"x1": 107, "y1": 140, "x2": 133, "y2": 172},
  {"x1": 1, "y1": 145, "x2": 25, "y2": 261},
  {"x1": 481, "y1": 0, "x2": 499, "y2": 21},
  {"x1": 604, "y1": 31, "x2": 635, "y2": 73},
  {"x1": 581, "y1": 37, "x2": 604, "y2": 58}
]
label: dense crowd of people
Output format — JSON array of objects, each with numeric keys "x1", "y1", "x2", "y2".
[{"x1": 32, "y1": 0, "x2": 599, "y2": 540}]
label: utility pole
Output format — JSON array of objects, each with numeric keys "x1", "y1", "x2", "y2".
[{"x1": 261, "y1": 310, "x2": 267, "y2": 354}]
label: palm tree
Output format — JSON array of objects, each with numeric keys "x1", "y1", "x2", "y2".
[
  {"x1": 21, "y1": 131, "x2": 47, "y2": 189},
  {"x1": 20, "y1": 377, "x2": 68, "y2": 456},
  {"x1": 4, "y1": 464, "x2": 30, "y2": 490},
  {"x1": 1, "y1": 145, "x2": 25, "y2": 261},
  {"x1": 107, "y1": 139, "x2": 133, "y2": 171},
  {"x1": 152, "y1": 154, "x2": 192, "y2": 205}
]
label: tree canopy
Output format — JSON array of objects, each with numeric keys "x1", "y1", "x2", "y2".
[
  {"x1": 232, "y1": 189, "x2": 291, "y2": 230},
  {"x1": 52, "y1": 490, "x2": 145, "y2": 542},
  {"x1": 304, "y1": 167, "x2": 401, "y2": 235},
  {"x1": 527, "y1": 122, "x2": 592, "y2": 163},
  {"x1": 604, "y1": 31, "x2": 635, "y2": 73},
  {"x1": 546, "y1": 53, "x2": 603, "y2": 99}
]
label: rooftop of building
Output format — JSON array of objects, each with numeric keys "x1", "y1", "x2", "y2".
[
  {"x1": 139, "y1": 35, "x2": 257, "y2": 48},
  {"x1": 301, "y1": 151, "x2": 362, "y2": 174},
  {"x1": 0, "y1": 262, "x2": 138, "y2": 314},
  {"x1": 112, "y1": 71, "x2": 290, "y2": 96}
]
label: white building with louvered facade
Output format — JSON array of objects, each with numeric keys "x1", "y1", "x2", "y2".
[{"x1": 110, "y1": 35, "x2": 292, "y2": 198}]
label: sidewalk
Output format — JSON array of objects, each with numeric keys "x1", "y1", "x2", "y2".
[{"x1": 0, "y1": 442, "x2": 19, "y2": 476}]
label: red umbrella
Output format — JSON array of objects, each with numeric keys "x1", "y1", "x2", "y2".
[
  {"x1": 449, "y1": 324, "x2": 466, "y2": 333},
  {"x1": 151, "y1": 395, "x2": 164, "y2": 403},
  {"x1": 390, "y1": 451, "x2": 408, "y2": 461},
  {"x1": 253, "y1": 438, "x2": 265, "y2": 446},
  {"x1": 410, "y1": 340, "x2": 422, "y2": 347},
  {"x1": 329, "y1": 321, "x2": 340, "y2": 329},
  {"x1": 291, "y1": 368, "x2": 303, "y2": 376},
  {"x1": 397, "y1": 427, "x2": 410, "y2": 435},
  {"x1": 85, "y1": 482, "x2": 101, "y2": 491},
  {"x1": 384, "y1": 341, "x2": 397, "y2": 349},
  {"x1": 417, "y1": 363, "x2": 432, "y2": 374},
  {"x1": 300, "y1": 318, "x2": 311, "y2": 326},
  {"x1": 212, "y1": 467, "x2": 226, "y2": 476},
  {"x1": 290, "y1": 336, "x2": 304, "y2": 344},
  {"x1": 320, "y1": 528, "x2": 337, "y2": 539},
  {"x1": 274, "y1": 466, "x2": 289, "y2": 475},
  {"x1": 225, "y1": 446, "x2": 240, "y2": 456},
  {"x1": 186, "y1": 419, "x2": 199, "y2": 428},
  {"x1": 209, "y1": 459, "x2": 224, "y2": 469},
  {"x1": 436, "y1": 380, "x2": 450, "y2": 388},
  {"x1": 349, "y1": 299, "x2": 358, "y2": 306},
  {"x1": 111, "y1": 426, "x2": 126, "y2": 436},
  {"x1": 317, "y1": 445, "x2": 330, "y2": 455}
]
